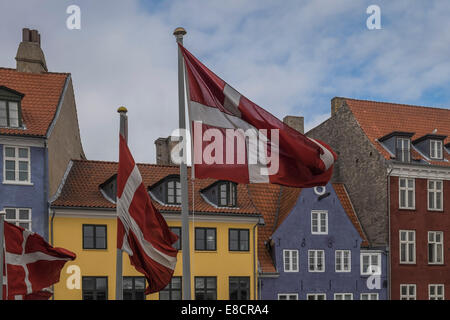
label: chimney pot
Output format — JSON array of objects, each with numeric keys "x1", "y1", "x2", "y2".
[{"x1": 16, "y1": 28, "x2": 47, "y2": 73}]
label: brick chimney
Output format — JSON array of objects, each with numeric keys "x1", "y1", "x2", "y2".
[
  {"x1": 331, "y1": 97, "x2": 346, "y2": 117},
  {"x1": 15, "y1": 28, "x2": 48, "y2": 73},
  {"x1": 155, "y1": 136, "x2": 179, "y2": 165},
  {"x1": 283, "y1": 115, "x2": 304, "y2": 134}
]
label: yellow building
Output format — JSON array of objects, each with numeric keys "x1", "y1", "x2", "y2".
[{"x1": 50, "y1": 159, "x2": 263, "y2": 300}]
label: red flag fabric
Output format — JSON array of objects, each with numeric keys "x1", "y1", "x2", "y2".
[
  {"x1": 1, "y1": 221, "x2": 76, "y2": 300},
  {"x1": 116, "y1": 134, "x2": 178, "y2": 294},
  {"x1": 180, "y1": 44, "x2": 337, "y2": 187}
]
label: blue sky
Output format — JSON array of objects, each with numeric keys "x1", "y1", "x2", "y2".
[{"x1": 0, "y1": 0, "x2": 449, "y2": 163}]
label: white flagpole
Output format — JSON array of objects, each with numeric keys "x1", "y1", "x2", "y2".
[
  {"x1": 116, "y1": 106, "x2": 128, "y2": 300},
  {"x1": 0, "y1": 210, "x2": 5, "y2": 300},
  {"x1": 173, "y1": 27, "x2": 191, "y2": 300}
]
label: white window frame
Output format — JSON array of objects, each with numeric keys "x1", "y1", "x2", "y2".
[
  {"x1": 428, "y1": 180, "x2": 443, "y2": 211},
  {"x1": 3, "y1": 145, "x2": 31, "y2": 184},
  {"x1": 399, "y1": 178, "x2": 415, "y2": 209},
  {"x1": 306, "y1": 293, "x2": 326, "y2": 300},
  {"x1": 428, "y1": 231, "x2": 444, "y2": 265},
  {"x1": 311, "y1": 210, "x2": 328, "y2": 235},
  {"x1": 429, "y1": 284, "x2": 445, "y2": 300},
  {"x1": 399, "y1": 230, "x2": 416, "y2": 264},
  {"x1": 360, "y1": 252, "x2": 381, "y2": 276},
  {"x1": 4, "y1": 207, "x2": 32, "y2": 230},
  {"x1": 430, "y1": 140, "x2": 443, "y2": 160},
  {"x1": 277, "y1": 293, "x2": 298, "y2": 300},
  {"x1": 396, "y1": 138, "x2": 410, "y2": 162},
  {"x1": 335, "y1": 250, "x2": 351, "y2": 273},
  {"x1": 400, "y1": 284, "x2": 416, "y2": 300},
  {"x1": 283, "y1": 249, "x2": 299, "y2": 272},
  {"x1": 360, "y1": 293, "x2": 379, "y2": 300},
  {"x1": 308, "y1": 250, "x2": 325, "y2": 273},
  {"x1": 334, "y1": 293, "x2": 353, "y2": 300}
]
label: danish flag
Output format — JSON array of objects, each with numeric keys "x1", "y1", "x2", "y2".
[
  {"x1": 116, "y1": 134, "x2": 178, "y2": 294},
  {"x1": 180, "y1": 44, "x2": 337, "y2": 187},
  {"x1": 2, "y1": 221, "x2": 76, "y2": 300}
]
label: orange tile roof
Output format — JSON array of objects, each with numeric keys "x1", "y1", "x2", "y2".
[
  {"x1": 52, "y1": 159, "x2": 259, "y2": 217},
  {"x1": 0, "y1": 67, "x2": 68, "y2": 137},
  {"x1": 345, "y1": 98, "x2": 450, "y2": 166},
  {"x1": 333, "y1": 183, "x2": 369, "y2": 247},
  {"x1": 247, "y1": 184, "x2": 301, "y2": 274}
]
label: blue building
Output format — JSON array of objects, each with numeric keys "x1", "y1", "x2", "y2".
[
  {"x1": 251, "y1": 183, "x2": 387, "y2": 300},
  {"x1": 0, "y1": 28, "x2": 84, "y2": 239}
]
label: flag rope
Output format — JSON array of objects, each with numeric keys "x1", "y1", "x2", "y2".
[{"x1": 191, "y1": 178, "x2": 195, "y2": 284}]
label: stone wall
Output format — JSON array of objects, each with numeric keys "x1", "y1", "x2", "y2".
[{"x1": 307, "y1": 100, "x2": 388, "y2": 246}]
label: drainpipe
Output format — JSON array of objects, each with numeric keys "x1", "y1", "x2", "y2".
[
  {"x1": 386, "y1": 164, "x2": 394, "y2": 300},
  {"x1": 253, "y1": 217, "x2": 265, "y2": 300}
]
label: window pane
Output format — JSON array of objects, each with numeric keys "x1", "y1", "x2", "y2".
[
  {"x1": 206, "y1": 229, "x2": 215, "y2": 250},
  {"x1": 83, "y1": 278, "x2": 95, "y2": 290},
  {"x1": 8, "y1": 102, "x2": 19, "y2": 127},
  {"x1": 96, "y1": 278, "x2": 107, "y2": 290},
  {"x1": 0, "y1": 101, "x2": 7, "y2": 126},
  {"x1": 18, "y1": 209, "x2": 29, "y2": 220},
  {"x1": 5, "y1": 209, "x2": 16, "y2": 220},
  {"x1": 123, "y1": 278, "x2": 133, "y2": 290},
  {"x1": 135, "y1": 278, "x2": 145, "y2": 289},
  {"x1": 18, "y1": 148, "x2": 28, "y2": 158},
  {"x1": 195, "y1": 277, "x2": 204, "y2": 289},
  {"x1": 206, "y1": 277, "x2": 216, "y2": 289}
]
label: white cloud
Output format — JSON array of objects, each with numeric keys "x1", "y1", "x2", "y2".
[{"x1": 0, "y1": 0, "x2": 449, "y2": 163}]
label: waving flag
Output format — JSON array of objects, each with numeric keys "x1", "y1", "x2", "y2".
[
  {"x1": 2, "y1": 221, "x2": 75, "y2": 300},
  {"x1": 116, "y1": 134, "x2": 178, "y2": 294},
  {"x1": 180, "y1": 44, "x2": 337, "y2": 187}
]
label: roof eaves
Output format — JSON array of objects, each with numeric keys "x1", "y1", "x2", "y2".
[{"x1": 46, "y1": 73, "x2": 71, "y2": 138}]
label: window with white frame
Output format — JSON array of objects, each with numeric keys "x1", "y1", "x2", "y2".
[
  {"x1": 360, "y1": 252, "x2": 381, "y2": 275},
  {"x1": 360, "y1": 293, "x2": 379, "y2": 300},
  {"x1": 399, "y1": 178, "x2": 415, "y2": 209},
  {"x1": 334, "y1": 293, "x2": 353, "y2": 300},
  {"x1": 283, "y1": 250, "x2": 299, "y2": 272},
  {"x1": 400, "y1": 284, "x2": 416, "y2": 300},
  {"x1": 277, "y1": 293, "x2": 298, "y2": 300},
  {"x1": 5, "y1": 208, "x2": 31, "y2": 230},
  {"x1": 399, "y1": 230, "x2": 416, "y2": 264},
  {"x1": 429, "y1": 284, "x2": 445, "y2": 300},
  {"x1": 428, "y1": 180, "x2": 443, "y2": 211},
  {"x1": 308, "y1": 250, "x2": 325, "y2": 272},
  {"x1": 306, "y1": 293, "x2": 326, "y2": 300},
  {"x1": 396, "y1": 138, "x2": 410, "y2": 162},
  {"x1": 335, "y1": 250, "x2": 351, "y2": 272},
  {"x1": 311, "y1": 210, "x2": 328, "y2": 234},
  {"x1": 3, "y1": 146, "x2": 30, "y2": 183},
  {"x1": 430, "y1": 140, "x2": 443, "y2": 160},
  {"x1": 428, "y1": 231, "x2": 444, "y2": 265}
]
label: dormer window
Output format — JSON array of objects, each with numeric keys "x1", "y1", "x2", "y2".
[
  {"x1": 201, "y1": 180, "x2": 238, "y2": 208},
  {"x1": 166, "y1": 178, "x2": 181, "y2": 205},
  {"x1": 396, "y1": 138, "x2": 410, "y2": 163},
  {"x1": 0, "y1": 86, "x2": 24, "y2": 128},
  {"x1": 218, "y1": 181, "x2": 236, "y2": 207},
  {"x1": 430, "y1": 140, "x2": 443, "y2": 160}
]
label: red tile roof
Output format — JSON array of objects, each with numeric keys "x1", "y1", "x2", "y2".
[
  {"x1": 0, "y1": 67, "x2": 68, "y2": 137},
  {"x1": 247, "y1": 184, "x2": 301, "y2": 274},
  {"x1": 345, "y1": 98, "x2": 450, "y2": 166},
  {"x1": 333, "y1": 183, "x2": 369, "y2": 247},
  {"x1": 52, "y1": 159, "x2": 259, "y2": 217}
]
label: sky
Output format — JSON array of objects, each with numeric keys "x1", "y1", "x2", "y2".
[{"x1": 0, "y1": 0, "x2": 449, "y2": 163}]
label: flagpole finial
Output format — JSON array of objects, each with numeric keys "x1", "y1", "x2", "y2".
[
  {"x1": 173, "y1": 27, "x2": 187, "y2": 37},
  {"x1": 117, "y1": 106, "x2": 128, "y2": 114}
]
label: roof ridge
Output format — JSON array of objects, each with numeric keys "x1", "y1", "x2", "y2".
[
  {"x1": 344, "y1": 97, "x2": 450, "y2": 112},
  {"x1": 0, "y1": 67, "x2": 70, "y2": 76}
]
